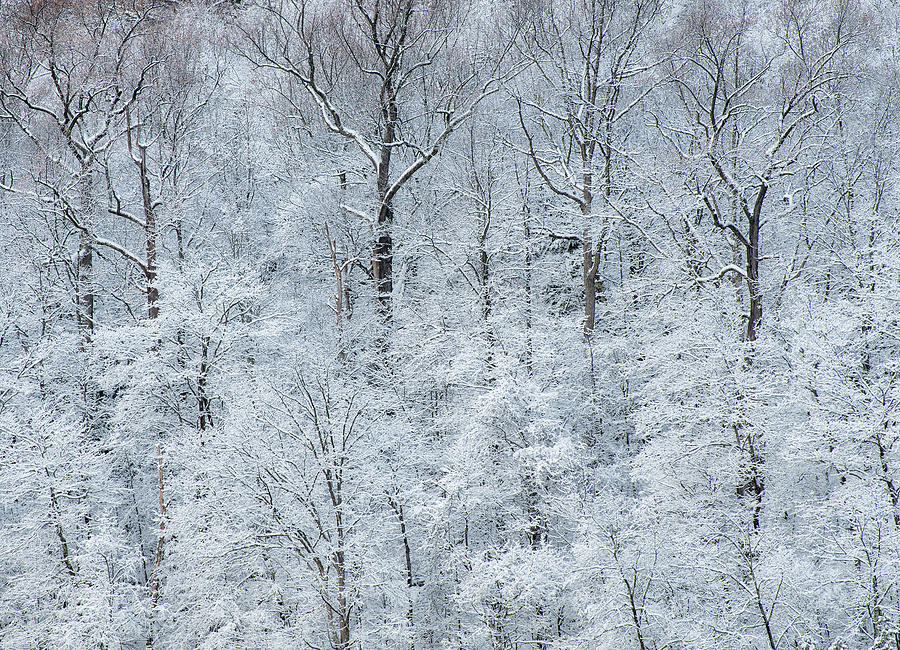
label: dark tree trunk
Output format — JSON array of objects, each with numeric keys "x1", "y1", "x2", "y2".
[
  {"x1": 76, "y1": 230, "x2": 94, "y2": 342},
  {"x1": 745, "y1": 184, "x2": 766, "y2": 343},
  {"x1": 137, "y1": 146, "x2": 158, "y2": 320},
  {"x1": 734, "y1": 183, "x2": 768, "y2": 529},
  {"x1": 373, "y1": 75, "x2": 398, "y2": 316}
]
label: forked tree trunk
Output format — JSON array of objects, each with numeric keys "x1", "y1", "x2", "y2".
[
  {"x1": 736, "y1": 183, "x2": 767, "y2": 529},
  {"x1": 126, "y1": 112, "x2": 159, "y2": 321}
]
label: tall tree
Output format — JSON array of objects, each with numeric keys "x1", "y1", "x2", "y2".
[
  {"x1": 516, "y1": 0, "x2": 661, "y2": 339},
  {"x1": 238, "y1": 0, "x2": 516, "y2": 318},
  {"x1": 662, "y1": 0, "x2": 859, "y2": 527},
  {"x1": 0, "y1": 0, "x2": 157, "y2": 341}
]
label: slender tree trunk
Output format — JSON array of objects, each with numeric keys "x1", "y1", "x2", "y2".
[
  {"x1": 523, "y1": 202, "x2": 533, "y2": 371},
  {"x1": 477, "y1": 204, "x2": 496, "y2": 372},
  {"x1": 387, "y1": 494, "x2": 417, "y2": 638},
  {"x1": 150, "y1": 444, "x2": 166, "y2": 607},
  {"x1": 478, "y1": 211, "x2": 492, "y2": 325},
  {"x1": 373, "y1": 209, "x2": 393, "y2": 313},
  {"x1": 198, "y1": 336, "x2": 213, "y2": 431},
  {"x1": 75, "y1": 173, "x2": 98, "y2": 434},
  {"x1": 76, "y1": 228, "x2": 94, "y2": 342},
  {"x1": 333, "y1": 488, "x2": 351, "y2": 649},
  {"x1": 581, "y1": 163, "x2": 598, "y2": 340},
  {"x1": 49, "y1": 482, "x2": 76, "y2": 576},
  {"x1": 137, "y1": 146, "x2": 158, "y2": 320},
  {"x1": 326, "y1": 221, "x2": 346, "y2": 362},
  {"x1": 147, "y1": 445, "x2": 167, "y2": 648},
  {"x1": 583, "y1": 236, "x2": 598, "y2": 339},
  {"x1": 525, "y1": 470, "x2": 546, "y2": 549}
]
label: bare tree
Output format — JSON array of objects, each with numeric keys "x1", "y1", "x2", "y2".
[
  {"x1": 667, "y1": 0, "x2": 859, "y2": 344},
  {"x1": 237, "y1": 0, "x2": 517, "y2": 318},
  {"x1": 660, "y1": 0, "x2": 860, "y2": 527},
  {"x1": 0, "y1": 0, "x2": 158, "y2": 340},
  {"x1": 516, "y1": 0, "x2": 662, "y2": 340},
  {"x1": 248, "y1": 372, "x2": 366, "y2": 650}
]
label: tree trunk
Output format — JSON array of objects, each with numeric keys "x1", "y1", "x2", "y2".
[
  {"x1": 745, "y1": 185, "x2": 766, "y2": 343},
  {"x1": 373, "y1": 78, "x2": 398, "y2": 316},
  {"x1": 75, "y1": 173, "x2": 94, "y2": 343},
  {"x1": 736, "y1": 184, "x2": 767, "y2": 529},
  {"x1": 477, "y1": 205, "x2": 496, "y2": 370},
  {"x1": 198, "y1": 336, "x2": 213, "y2": 431},
  {"x1": 147, "y1": 444, "x2": 167, "y2": 648},
  {"x1": 387, "y1": 495, "x2": 417, "y2": 634},
  {"x1": 333, "y1": 486, "x2": 351, "y2": 649},
  {"x1": 137, "y1": 145, "x2": 158, "y2": 320},
  {"x1": 523, "y1": 201, "x2": 533, "y2": 371},
  {"x1": 325, "y1": 221, "x2": 346, "y2": 361},
  {"x1": 150, "y1": 444, "x2": 166, "y2": 607},
  {"x1": 583, "y1": 232, "x2": 600, "y2": 341},
  {"x1": 76, "y1": 230, "x2": 94, "y2": 342}
]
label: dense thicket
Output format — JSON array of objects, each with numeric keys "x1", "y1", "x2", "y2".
[{"x1": 1, "y1": 0, "x2": 899, "y2": 648}]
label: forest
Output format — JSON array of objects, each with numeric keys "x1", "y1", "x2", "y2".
[{"x1": 0, "y1": 0, "x2": 898, "y2": 647}]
